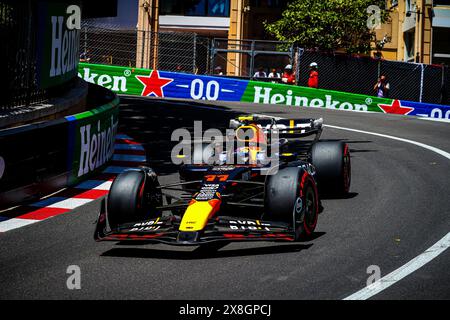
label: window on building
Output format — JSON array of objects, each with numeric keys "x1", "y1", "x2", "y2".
[
  {"x1": 160, "y1": 0, "x2": 230, "y2": 17},
  {"x1": 250, "y1": 0, "x2": 289, "y2": 7},
  {"x1": 186, "y1": 0, "x2": 207, "y2": 15},
  {"x1": 432, "y1": 27, "x2": 450, "y2": 66},
  {"x1": 405, "y1": 0, "x2": 416, "y2": 13},
  {"x1": 434, "y1": 0, "x2": 450, "y2": 6},
  {"x1": 208, "y1": 0, "x2": 230, "y2": 16},
  {"x1": 404, "y1": 31, "x2": 415, "y2": 62},
  {"x1": 160, "y1": 0, "x2": 184, "y2": 15}
]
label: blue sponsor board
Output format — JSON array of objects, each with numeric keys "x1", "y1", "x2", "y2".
[
  {"x1": 403, "y1": 100, "x2": 450, "y2": 120},
  {"x1": 156, "y1": 71, "x2": 248, "y2": 102}
]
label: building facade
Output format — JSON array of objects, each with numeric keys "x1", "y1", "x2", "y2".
[
  {"x1": 135, "y1": 0, "x2": 288, "y2": 74},
  {"x1": 374, "y1": 0, "x2": 450, "y2": 65},
  {"x1": 90, "y1": 0, "x2": 450, "y2": 71}
]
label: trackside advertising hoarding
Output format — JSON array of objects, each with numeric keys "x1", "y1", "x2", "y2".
[
  {"x1": 37, "y1": 2, "x2": 81, "y2": 89},
  {"x1": 78, "y1": 63, "x2": 450, "y2": 120},
  {"x1": 0, "y1": 89, "x2": 119, "y2": 208},
  {"x1": 66, "y1": 96, "x2": 119, "y2": 185}
]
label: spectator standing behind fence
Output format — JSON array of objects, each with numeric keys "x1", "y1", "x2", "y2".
[
  {"x1": 373, "y1": 75, "x2": 390, "y2": 98},
  {"x1": 268, "y1": 68, "x2": 281, "y2": 78},
  {"x1": 281, "y1": 64, "x2": 295, "y2": 85},
  {"x1": 214, "y1": 66, "x2": 224, "y2": 76},
  {"x1": 268, "y1": 68, "x2": 281, "y2": 83},
  {"x1": 79, "y1": 49, "x2": 90, "y2": 63},
  {"x1": 253, "y1": 67, "x2": 267, "y2": 78},
  {"x1": 308, "y1": 62, "x2": 319, "y2": 88}
]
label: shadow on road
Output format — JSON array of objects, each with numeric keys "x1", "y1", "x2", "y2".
[
  {"x1": 100, "y1": 242, "x2": 316, "y2": 260},
  {"x1": 320, "y1": 192, "x2": 359, "y2": 200},
  {"x1": 119, "y1": 97, "x2": 242, "y2": 176}
]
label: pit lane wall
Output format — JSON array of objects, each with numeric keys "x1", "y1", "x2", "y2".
[
  {"x1": 0, "y1": 85, "x2": 119, "y2": 209},
  {"x1": 79, "y1": 63, "x2": 450, "y2": 120}
]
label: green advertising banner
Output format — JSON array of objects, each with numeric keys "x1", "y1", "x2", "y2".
[
  {"x1": 78, "y1": 63, "x2": 450, "y2": 120},
  {"x1": 241, "y1": 81, "x2": 392, "y2": 113},
  {"x1": 78, "y1": 63, "x2": 150, "y2": 95},
  {"x1": 37, "y1": 2, "x2": 81, "y2": 89},
  {"x1": 66, "y1": 96, "x2": 120, "y2": 185}
]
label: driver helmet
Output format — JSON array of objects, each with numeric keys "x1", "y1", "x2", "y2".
[{"x1": 234, "y1": 147, "x2": 267, "y2": 165}]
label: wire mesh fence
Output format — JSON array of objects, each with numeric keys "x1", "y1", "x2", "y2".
[
  {"x1": 1, "y1": 0, "x2": 48, "y2": 110},
  {"x1": 79, "y1": 21, "x2": 449, "y2": 105},
  {"x1": 80, "y1": 23, "x2": 137, "y2": 67},
  {"x1": 156, "y1": 32, "x2": 211, "y2": 74},
  {"x1": 80, "y1": 21, "x2": 211, "y2": 74},
  {"x1": 210, "y1": 38, "x2": 294, "y2": 79},
  {"x1": 298, "y1": 50, "x2": 448, "y2": 105}
]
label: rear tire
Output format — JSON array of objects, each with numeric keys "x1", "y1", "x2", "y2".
[
  {"x1": 264, "y1": 167, "x2": 319, "y2": 241},
  {"x1": 311, "y1": 141, "x2": 351, "y2": 196},
  {"x1": 107, "y1": 168, "x2": 162, "y2": 230}
]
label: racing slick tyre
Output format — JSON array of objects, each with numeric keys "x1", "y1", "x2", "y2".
[
  {"x1": 107, "y1": 168, "x2": 162, "y2": 230},
  {"x1": 264, "y1": 167, "x2": 319, "y2": 241},
  {"x1": 311, "y1": 141, "x2": 351, "y2": 196}
]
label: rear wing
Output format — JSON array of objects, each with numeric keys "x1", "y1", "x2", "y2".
[{"x1": 230, "y1": 115, "x2": 323, "y2": 139}]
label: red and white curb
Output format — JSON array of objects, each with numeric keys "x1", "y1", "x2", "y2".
[{"x1": 0, "y1": 134, "x2": 146, "y2": 233}]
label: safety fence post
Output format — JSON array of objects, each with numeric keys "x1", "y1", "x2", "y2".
[{"x1": 420, "y1": 63, "x2": 424, "y2": 103}]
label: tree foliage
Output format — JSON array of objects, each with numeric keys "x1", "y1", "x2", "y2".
[{"x1": 264, "y1": 0, "x2": 388, "y2": 53}]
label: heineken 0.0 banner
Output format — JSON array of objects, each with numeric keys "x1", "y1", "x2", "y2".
[
  {"x1": 65, "y1": 96, "x2": 119, "y2": 185},
  {"x1": 0, "y1": 88, "x2": 119, "y2": 208},
  {"x1": 78, "y1": 63, "x2": 450, "y2": 121},
  {"x1": 37, "y1": 2, "x2": 81, "y2": 89}
]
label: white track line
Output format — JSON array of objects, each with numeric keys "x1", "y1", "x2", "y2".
[
  {"x1": 324, "y1": 124, "x2": 450, "y2": 160},
  {"x1": 344, "y1": 232, "x2": 450, "y2": 300},
  {"x1": 322, "y1": 124, "x2": 450, "y2": 300}
]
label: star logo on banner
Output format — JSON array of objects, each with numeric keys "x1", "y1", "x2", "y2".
[
  {"x1": 378, "y1": 99, "x2": 414, "y2": 115},
  {"x1": 136, "y1": 70, "x2": 173, "y2": 97}
]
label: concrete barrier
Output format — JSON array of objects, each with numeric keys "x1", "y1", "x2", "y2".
[{"x1": 0, "y1": 83, "x2": 119, "y2": 209}]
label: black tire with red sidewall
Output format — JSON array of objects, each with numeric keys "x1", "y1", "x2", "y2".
[
  {"x1": 311, "y1": 141, "x2": 351, "y2": 196},
  {"x1": 264, "y1": 167, "x2": 319, "y2": 241},
  {"x1": 107, "y1": 169, "x2": 161, "y2": 230}
]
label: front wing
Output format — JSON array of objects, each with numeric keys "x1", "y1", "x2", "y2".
[{"x1": 94, "y1": 200, "x2": 295, "y2": 245}]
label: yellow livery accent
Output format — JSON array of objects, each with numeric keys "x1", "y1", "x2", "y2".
[
  {"x1": 179, "y1": 199, "x2": 221, "y2": 232},
  {"x1": 238, "y1": 115, "x2": 254, "y2": 121}
]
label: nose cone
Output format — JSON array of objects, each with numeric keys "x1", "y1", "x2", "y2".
[{"x1": 179, "y1": 199, "x2": 221, "y2": 232}]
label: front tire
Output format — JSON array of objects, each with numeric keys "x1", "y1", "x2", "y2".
[
  {"x1": 107, "y1": 168, "x2": 162, "y2": 230},
  {"x1": 264, "y1": 167, "x2": 319, "y2": 240}
]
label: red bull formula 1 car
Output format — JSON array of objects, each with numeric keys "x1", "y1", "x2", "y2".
[{"x1": 94, "y1": 115, "x2": 351, "y2": 245}]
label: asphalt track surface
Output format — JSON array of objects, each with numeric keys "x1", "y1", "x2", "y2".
[{"x1": 1, "y1": 96, "x2": 449, "y2": 300}]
